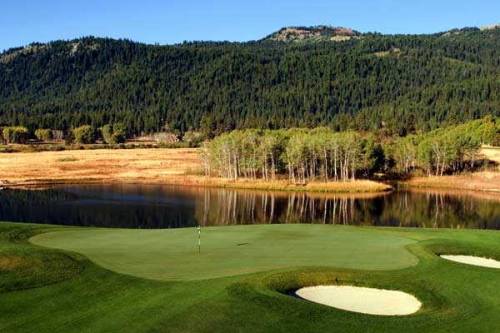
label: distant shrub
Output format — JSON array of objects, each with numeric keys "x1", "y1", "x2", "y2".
[
  {"x1": 100, "y1": 123, "x2": 127, "y2": 144},
  {"x1": 72, "y1": 125, "x2": 95, "y2": 144},
  {"x1": 493, "y1": 134, "x2": 500, "y2": 147},
  {"x1": 2, "y1": 126, "x2": 29, "y2": 144},
  {"x1": 51, "y1": 130, "x2": 64, "y2": 141},
  {"x1": 183, "y1": 130, "x2": 205, "y2": 147},
  {"x1": 35, "y1": 128, "x2": 53, "y2": 141},
  {"x1": 152, "y1": 132, "x2": 179, "y2": 144},
  {"x1": 64, "y1": 130, "x2": 75, "y2": 144},
  {"x1": 100, "y1": 124, "x2": 113, "y2": 144}
]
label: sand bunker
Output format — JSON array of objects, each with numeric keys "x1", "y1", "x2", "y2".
[
  {"x1": 295, "y1": 285, "x2": 421, "y2": 316},
  {"x1": 441, "y1": 255, "x2": 500, "y2": 269}
]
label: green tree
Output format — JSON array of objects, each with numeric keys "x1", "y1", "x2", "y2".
[
  {"x1": 35, "y1": 129, "x2": 53, "y2": 142},
  {"x1": 100, "y1": 123, "x2": 126, "y2": 144},
  {"x1": 72, "y1": 125, "x2": 95, "y2": 144},
  {"x1": 2, "y1": 126, "x2": 29, "y2": 144}
]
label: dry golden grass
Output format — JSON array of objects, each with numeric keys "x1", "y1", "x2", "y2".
[
  {"x1": 404, "y1": 171, "x2": 500, "y2": 193},
  {"x1": 3, "y1": 147, "x2": 500, "y2": 194},
  {"x1": 0, "y1": 148, "x2": 202, "y2": 186},
  {"x1": 403, "y1": 146, "x2": 500, "y2": 194},
  {"x1": 481, "y1": 145, "x2": 500, "y2": 168},
  {"x1": 184, "y1": 178, "x2": 392, "y2": 193},
  {"x1": 304, "y1": 180, "x2": 391, "y2": 193},
  {"x1": 0, "y1": 148, "x2": 391, "y2": 193}
]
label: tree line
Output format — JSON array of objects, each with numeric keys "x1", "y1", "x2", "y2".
[
  {"x1": 0, "y1": 122, "x2": 205, "y2": 146},
  {"x1": 203, "y1": 117, "x2": 499, "y2": 181},
  {"x1": 0, "y1": 124, "x2": 126, "y2": 145}
]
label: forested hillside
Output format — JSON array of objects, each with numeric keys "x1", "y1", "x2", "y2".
[{"x1": 0, "y1": 26, "x2": 498, "y2": 136}]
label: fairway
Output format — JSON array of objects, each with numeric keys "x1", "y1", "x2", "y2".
[
  {"x1": 31, "y1": 225, "x2": 418, "y2": 280},
  {"x1": 2, "y1": 223, "x2": 500, "y2": 332}
]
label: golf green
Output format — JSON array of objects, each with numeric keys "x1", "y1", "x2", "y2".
[{"x1": 30, "y1": 225, "x2": 418, "y2": 280}]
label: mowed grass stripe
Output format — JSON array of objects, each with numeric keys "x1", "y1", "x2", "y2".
[{"x1": 30, "y1": 225, "x2": 418, "y2": 280}]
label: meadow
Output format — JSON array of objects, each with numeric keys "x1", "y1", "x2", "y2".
[
  {"x1": 0, "y1": 148, "x2": 390, "y2": 193},
  {"x1": 1, "y1": 222, "x2": 499, "y2": 332},
  {"x1": 2, "y1": 146, "x2": 499, "y2": 193}
]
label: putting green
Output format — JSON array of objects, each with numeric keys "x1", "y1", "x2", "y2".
[{"x1": 31, "y1": 225, "x2": 418, "y2": 280}]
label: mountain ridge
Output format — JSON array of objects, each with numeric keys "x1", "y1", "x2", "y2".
[
  {"x1": 0, "y1": 26, "x2": 498, "y2": 135},
  {"x1": 1, "y1": 24, "x2": 499, "y2": 53}
]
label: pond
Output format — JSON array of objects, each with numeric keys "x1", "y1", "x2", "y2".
[{"x1": 0, "y1": 184, "x2": 499, "y2": 229}]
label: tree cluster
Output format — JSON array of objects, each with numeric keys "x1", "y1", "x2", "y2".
[
  {"x1": 204, "y1": 117, "x2": 498, "y2": 181},
  {"x1": 1, "y1": 126, "x2": 29, "y2": 144},
  {"x1": 387, "y1": 117, "x2": 498, "y2": 176},
  {"x1": 203, "y1": 128, "x2": 383, "y2": 182},
  {"x1": 34, "y1": 128, "x2": 53, "y2": 141}
]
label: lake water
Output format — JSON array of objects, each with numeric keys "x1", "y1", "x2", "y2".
[{"x1": 0, "y1": 184, "x2": 499, "y2": 229}]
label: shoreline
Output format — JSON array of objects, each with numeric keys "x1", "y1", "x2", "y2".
[
  {"x1": 1, "y1": 148, "x2": 499, "y2": 195},
  {"x1": 0, "y1": 148, "x2": 391, "y2": 194},
  {"x1": 0, "y1": 177, "x2": 393, "y2": 194},
  {"x1": 4, "y1": 177, "x2": 500, "y2": 203},
  {"x1": 399, "y1": 171, "x2": 500, "y2": 194}
]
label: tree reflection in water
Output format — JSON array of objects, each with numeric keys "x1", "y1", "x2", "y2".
[{"x1": 0, "y1": 185, "x2": 498, "y2": 229}]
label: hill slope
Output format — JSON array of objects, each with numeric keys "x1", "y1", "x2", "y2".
[{"x1": 0, "y1": 26, "x2": 498, "y2": 135}]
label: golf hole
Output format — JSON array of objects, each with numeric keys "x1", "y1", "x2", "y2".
[
  {"x1": 295, "y1": 285, "x2": 422, "y2": 316},
  {"x1": 440, "y1": 255, "x2": 500, "y2": 269}
]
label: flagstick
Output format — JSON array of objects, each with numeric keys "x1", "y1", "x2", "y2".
[{"x1": 197, "y1": 225, "x2": 201, "y2": 254}]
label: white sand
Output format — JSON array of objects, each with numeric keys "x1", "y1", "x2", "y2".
[
  {"x1": 295, "y1": 285, "x2": 421, "y2": 316},
  {"x1": 440, "y1": 255, "x2": 500, "y2": 269}
]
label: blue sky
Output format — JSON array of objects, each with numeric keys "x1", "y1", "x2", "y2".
[{"x1": 1, "y1": 0, "x2": 499, "y2": 51}]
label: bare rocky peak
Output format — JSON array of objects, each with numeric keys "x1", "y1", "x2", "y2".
[
  {"x1": 266, "y1": 25, "x2": 361, "y2": 42},
  {"x1": 480, "y1": 23, "x2": 500, "y2": 31},
  {"x1": 0, "y1": 44, "x2": 48, "y2": 64},
  {"x1": 0, "y1": 39, "x2": 101, "y2": 64},
  {"x1": 68, "y1": 41, "x2": 100, "y2": 55}
]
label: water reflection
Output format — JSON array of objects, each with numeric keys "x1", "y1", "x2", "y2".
[
  {"x1": 0, "y1": 185, "x2": 498, "y2": 229},
  {"x1": 198, "y1": 190, "x2": 382, "y2": 226}
]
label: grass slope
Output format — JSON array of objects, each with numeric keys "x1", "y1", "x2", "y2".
[{"x1": 1, "y1": 223, "x2": 499, "y2": 332}]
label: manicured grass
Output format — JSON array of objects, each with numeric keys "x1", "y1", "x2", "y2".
[
  {"x1": 31, "y1": 225, "x2": 418, "y2": 280},
  {"x1": 1, "y1": 222, "x2": 499, "y2": 332}
]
